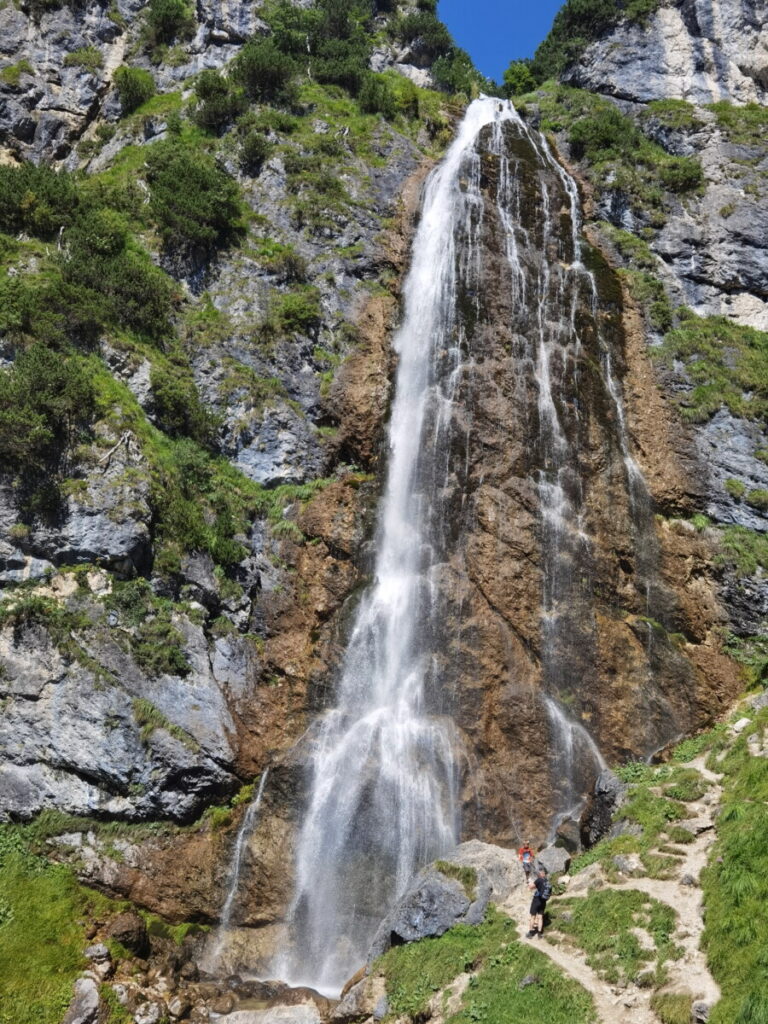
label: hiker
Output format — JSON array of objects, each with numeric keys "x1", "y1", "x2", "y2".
[
  {"x1": 526, "y1": 866, "x2": 552, "y2": 938},
  {"x1": 518, "y1": 841, "x2": 535, "y2": 880}
]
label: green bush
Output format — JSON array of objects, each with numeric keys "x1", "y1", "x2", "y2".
[
  {"x1": 191, "y1": 69, "x2": 246, "y2": 133},
  {"x1": 396, "y1": 10, "x2": 452, "y2": 58},
  {"x1": 145, "y1": 141, "x2": 243, "y2": 255},
  {"x1": 114, "y1": 66, "x2": 156, "y2": 115},
  {"x1": 271, "y1": 286, "x2": 322, "y2": 335},
  {"x1": 0, "y1": 162, "x2": 79, "y2": 240},
  {"x1": 358, "y1": 73, "x2": 397, "y2": 118},
  {"x1": 503, "y1": 59, "x2": 537, "y2": 97},
  {"x1": 239, "y1": 130, "x2": 272, "y2": 173},
  {"x1": 0, "y1": 344, "x2": 96, "y2": 473},
  {"x1": 233, "y1": 37, "x2": 297, "y2": 102},
  {"x1": 0, "y1": 60, "x2": 34, "y2": 87},
  {"x1": 146, "y1": 0, "x2": 195, "y2": 45},
  {"x1": 149, "y1": 359, "x2": 218, "y2": 444},
  {"x1": 61, "y1": 208, "x2": 177, "y2": 341},
  {"x1": 659, "y1": 156, "x2": 703, "y2": 192}
]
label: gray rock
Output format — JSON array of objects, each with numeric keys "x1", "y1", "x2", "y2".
[
  {"x1": 62, "y1": 976, "x2": 100, "y2": 1024},
  {"x1": 0, "y1": 604, "x2": 240, "y2": 822},
  {"x1": 565, "y1": 0, "x2": 768, "y2": 105},
  {"x1": 680, "y1": 873, "x2": 698, "y2": 887},
  {"x1": 518, "y1": 974, "x2": 540, "y2": 990},
  {"x1": 692, "y1": 1000, "x2": 712, "y2": 1023},
  {"x1": 535, "y1": 846, "x2": 570, "y2": 876},
  {"x1": 554, "y1": 818, "x2": 581, "y2": 854},
  {"x1": 750, "y1": 691, "x2": 768, "y2": 711},
  {"x1": 443, "y1": 840, "x2": 526, "y2": 902},
  {"x1": 568, "y1": 862, "x2": 606, "y2": 894},
  {"x1": 612, "y1": 853, "x2": 644, "y2": 875},
  {"x1": 84, "y1": 943, "x2": 110, "y2": 962},
  {"x1": 367, "y1": 861, "x2": 492, "y2": 960},
  {"x1": 218, "y1": 1008, "x2": 321, "y2": 1024},
  {"x1": 134, "y1": 1003, "x2": 165, "y2": 1024}
]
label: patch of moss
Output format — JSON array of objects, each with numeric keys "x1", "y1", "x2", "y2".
[{"x1": 434, "y1": 860, "x2": 478, "y2": 900}]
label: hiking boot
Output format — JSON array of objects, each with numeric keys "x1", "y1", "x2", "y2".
[
  {"x1": 526, "y1": 929, "x2": 537, "y2": 938},
  {"x1": 535, "y1": 931, "x2": 543, "y2": 939}
]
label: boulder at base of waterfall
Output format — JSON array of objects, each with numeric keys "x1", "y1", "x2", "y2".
[
  {"x1": 442, "y1": 840, "x2": 527, "y2": 903},
  {"x1": 332, "y1": 975, "x2": 388, "y2": 1023},
  {"x1": 366, "y1": 860, "x2": 492, "y2": 960},
  {"x1": 218, "y1": 1007, "x2": 322, "y2": 1024},
  {"x1": 535, "y1": 846, "x2": 570, "y2": 876},
  {"x1": 105, "y1": 910, "x2": 150, "y2": 957}
]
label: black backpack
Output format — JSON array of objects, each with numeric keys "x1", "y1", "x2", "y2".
[{"x1": 539, "y1": 878, "x2": 552, "y2": 901}]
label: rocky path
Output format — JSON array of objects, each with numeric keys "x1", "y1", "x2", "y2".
[{"x1": 505, "y1": 753, "x2": 723, "y2": 1024}]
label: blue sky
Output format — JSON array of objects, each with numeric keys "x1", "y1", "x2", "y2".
[{"x1": 438, "y1": 0, "x2": 564, "y2": 83}]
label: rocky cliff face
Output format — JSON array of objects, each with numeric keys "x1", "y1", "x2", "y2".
[
  {"x1": 566, "y1": 0, "x2": 768, "y2": 106},
  {"x1": 0, "y1": 0, "x2": 765, "y2": 1009}
]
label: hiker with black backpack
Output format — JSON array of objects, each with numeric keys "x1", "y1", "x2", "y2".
[{"x1": 526, "y1": 866, "x2": 552, "y2": 938}]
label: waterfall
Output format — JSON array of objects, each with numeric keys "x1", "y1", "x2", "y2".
[
  {"x1": 203, "y1": 769, "x2": 269, "y2": 974},
  {"x1": 275, "y1": 99, "x2": 512, "y2": 995},
  {"x1": 274, "y1": 96, "x2": 658, "y2": 988}
]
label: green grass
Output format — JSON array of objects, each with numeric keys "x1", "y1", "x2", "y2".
[
  {"x1": 701, "y1": 708, "x2": 768, "y2": 1023},
  {"x1": 642, "y1": 99, "x2": 704, "y2": 132},
  {"x1": 434, "y1": 861, "x2": 478, "y2": 900},
  {"x1": 650, "y1": 992, "x2": 694, "y2": 1024},
  {"x1": 653, "y1": 313, "x2": 768, "y2": 424},
  {"x1": 0, "y1": 827, "x2": 115, "y2": 1024},
  {"x1": 706, "y1": 102, "x2": 768, "y2": 147},
  {"x1": 548, "y1": 889, "x2": 681, "y2": 987},
  {"x1": 376, "y1": 908, "x2": 596, "y2": 1024}
]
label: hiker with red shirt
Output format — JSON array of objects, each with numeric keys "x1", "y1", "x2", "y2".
[{"x1": 518, "y1": 842, "x2": 535, "y2": 880}]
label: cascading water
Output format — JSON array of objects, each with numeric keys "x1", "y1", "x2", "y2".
[
  {"x1": 203, "y1": 769, "x2": 269, "y2": 974},
  {"x1": 275, "y1": 99, "x2": 510, "y2": 995},
  {"x1": 273, "y1": 96, "x2": 666, "y2": 989}
]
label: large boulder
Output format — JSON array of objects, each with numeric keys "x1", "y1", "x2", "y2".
[
  {"x1": 366, "y1": 860, "x2": 491, "y2": 961},
  {"x1": 442, "y1": 840, "x2": 526, "y2": 903},
  {"x1": 535, "y1": 846, "x2": 570, "y2": 876}
]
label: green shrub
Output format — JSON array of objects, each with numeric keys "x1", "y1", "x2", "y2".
[
  {"x1": 746, "y1": 489, "x2": 768, "y2": 511},
  {"x1": 239, "y1": 130, "x2": 272, "y2": 173},
  {"x1": 233, "y1": 37, "x2": 297, "y2": 102},
  {"x1": 0, "y1": 344, "x2": 96, "y2": 473},
  {"x1": 114, "y1": 66, "x2": 155, "y2": 115},
  {"x1": 659, "y1": 156, "x2": 703, "y2": 192},
  {"x1": 145, "y1": 141, "x2": 243, "y2": 255},
  {"x1": 149, "y1": 359, "x2": 218, "y2": 444},
  {"x1": 270, "y1": 286, "x2": 322, "y2": 335},
  {"x1": 146, "y1": 0, "x2": 195, "y2": 45},
  {"x1": 503, "y1": 59, "x2": 537, "y2": 97},
  {"x1": 396, "y1": 10, "x2": 452, "y2": 58},
  {"x1": 0, "y1": 59, "x2": 34, "y2": 87},
  {"x1": 0, "y1": 162, "x2": 79, "y2": 240},
  {"x1": 358, "y1": 73, "x2": 397, "y2": 118},
  {"x1": 706, "y1": 101, "x2": 768, "y2": 146},
  {"x1": 61, "y1": 208, "x2": 177, "y2": 341},
  {"x1": 64, "y1": 45, "x2": 103, "y2": 73},
  {"x1": 191, "y1": 69, "x2": 246, "y2": 133}
]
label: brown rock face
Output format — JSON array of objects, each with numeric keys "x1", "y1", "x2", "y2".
[{"x1": 398, "y1": 117, "x2": 740, "y2": 846}]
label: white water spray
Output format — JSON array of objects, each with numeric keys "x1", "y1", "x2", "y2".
[
  {"x1": 204, "y1": 769, "x2": 269, "y2": 973},
  {"x1": 274, "y1": 98, "x2": 514, "y2": 995}
]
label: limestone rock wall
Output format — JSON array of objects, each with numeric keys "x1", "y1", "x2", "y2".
[{"x1": 565, "y1": 0, "x2": 768, "y2": 106}]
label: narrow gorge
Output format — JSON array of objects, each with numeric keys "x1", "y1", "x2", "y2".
[{"x1": 0, "y1": 1, "x2": 765, "y2": 1023}]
